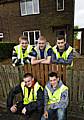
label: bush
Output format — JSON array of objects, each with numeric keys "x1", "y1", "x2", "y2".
[{"x1": 0, "y1": 42, "x2": 17, "y2": 60}]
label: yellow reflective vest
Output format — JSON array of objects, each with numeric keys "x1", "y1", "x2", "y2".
[
  {"x1": 14, "y1": 44, "x2": 32, "y2": 65},
  {"x1": 53, "y1": 45, "x2": 72, "y2": 60},
  {"x1": 45, "y1": 84, "x2": 68, "y2": 105},
  {"x1": 21, "y1": 81, "x2": 43, "y2": 105},
  {"x1": 34, "y1": 42, "x2": 52, "y2": 59}
]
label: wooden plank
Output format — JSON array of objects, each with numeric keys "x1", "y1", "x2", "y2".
[
  {"x1": 52, "y1": 64, "x2": 57, "y2": 72},
  {"x1": 62, "y1": 65, "x2": 66, "y2": 84},
  {"x1": 49, "y1": 64, "x2": 52, "y2": 72},
  {"x1": 35, "y1": 64, "x2": 40, "y2": 83},
  {"x1": 31, "y1": 65, "x2": 37, "y2": 79},
  {"x1": 40, "y1": 64, "x2": 45, "y2": 86},
  {"x1": 0, "y1": 65, "x2": 7, "y2": 98},
  {"x1": 72, "y1": 71, "x2": 79, "y2": 104},
  {"x1": 27, "y1": 64, "x2": 32, "y2": 73},
  {"x1": 44, "y1": 64, "x2": 49, "y2": 84},
  {"x1": 58, "y1": 64, "x2": 62, "y2": 80},
  {"x1": 24, "y1": 64, "x2": 28, "y2": 73},
  {"x1": 78, "y1": 71, "x2": 84, "y2": 112},
  {"x1": 66, "y1": 67, "x2": 73, "y2": 102}
]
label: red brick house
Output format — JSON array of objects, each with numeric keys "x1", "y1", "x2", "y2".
[{"x1": 0, "y1": 0, "x2": 74, "y2": 46}]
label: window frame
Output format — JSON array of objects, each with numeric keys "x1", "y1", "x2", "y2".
[
  {"x1": 57, "y1": 0, "x2": 64, "y2": 11},
  {"x1": 23, "y1": 30, "x2": 41, "y2": 45},
  {"x1": 20, "y1": 0, "x2": 40, "y2": 16}
]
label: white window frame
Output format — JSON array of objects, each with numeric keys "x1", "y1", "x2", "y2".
[
  {"x1": 23, "y1": 30, "x2": 41, "y2": 45},
  {"x1": 20, "y1": 0, "x2": 40, "y2": 16},
  {"x1": 0, "y1": 33, "x2": 3, "y2": 38},
  {"x1": 57, "y1": 0, "x2": 64, "y2": 11}
]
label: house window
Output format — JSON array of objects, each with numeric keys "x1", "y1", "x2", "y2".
[
  {"x1": 57, "y1": 0, "x2": 64, "y2": 11},
  {"x1": 0, "y1": 33, "x2": 3, "y2": 41},
  {"x1": 23, "y1": 30, "x2": 40, "y2": 45},
  {"x1": 20, "y1": 0, "x2": 40, "y2": 16}
]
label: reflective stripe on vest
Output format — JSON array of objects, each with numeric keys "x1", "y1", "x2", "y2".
[
  {"x1": 45, "y1": 84, "x2": 68, "y2": 104},
  {"x1": 21, "y1": 81, "x2": 43, "y2": 105},
  {"x1": 53, "y1": 46, "x2": 72, "y2": 60},
  {"x1": 14, "y1": 45, "x2": 32, "y2": 64},
  {"x1": 35, "y1": 42, "x2": 52, "y2": 59}
]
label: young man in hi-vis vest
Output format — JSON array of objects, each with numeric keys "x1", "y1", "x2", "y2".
[
  {"x1": 12, "y1": 35, "x2": 33, "y2": 66},
  {"x1": 7, "y1": 73, "x2": 44, "y2": 120},
  {"x1": 31, "y1": 36, "x2": 53, "y2": 65},
  {"x1": 52, "y1": 35, "x2": 73, "y2": 66},
  {"x1": 41, "y1": 72, "x2": 68, "y2": 120}
]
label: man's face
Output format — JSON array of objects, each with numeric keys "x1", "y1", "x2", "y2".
[
  {"x1": 38, "y1": 39, "x2": 46, "y2": 50},
  {"x1": 20, "y1": 39, "x2": 28, "y2": 49},
  {"x1": 57, "y1": 39, "x2": 66, "y2": 50},
  {"x1": 49, "y1": 76, "x2": 59, "y2": 88},
  {"x1": 23, "y1": 76, "x2": 34, "y2": 88}
]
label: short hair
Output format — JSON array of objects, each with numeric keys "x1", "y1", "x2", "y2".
[
  {"x1": 48, "y1": 72, "x2": 58, "y2": 78},
  {"x1": 19, "y1": 35, "x2": 28, "y2": 42},
  {"x1": 56, "y1": 35, "x2": 65, "y2": 41},
  {"x1": 23, "y1": 73, "x2": 33, "y2": 78},
  {"x1": 38, "y1": 36, "x2": 46, "y2": 41}
]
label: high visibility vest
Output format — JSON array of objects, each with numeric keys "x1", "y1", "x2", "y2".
[
  {"x1": 53, "y1": 46, "x2": 72, "y2": 60},
  {"x1": 21, "y1": 81, "x2": 43, "y2": 105},
  {"x1": 14, "y1": 44, "x2": 32, "y2": 64},
  {"x1": 34, "y1": 42, "x2": 52, "y2": 59},
  {"x1": 45, "y1": 84, "x2": 68, "y2": 105}
]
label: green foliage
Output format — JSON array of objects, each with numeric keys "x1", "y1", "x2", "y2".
[
  {"x1": 0, "y1": 42, "x2": 17, "y2": 59},
  {"x1": 74, "y1": 26, "x2": 79, "y2": 40}
]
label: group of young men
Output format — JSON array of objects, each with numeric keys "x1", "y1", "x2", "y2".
[
  {"x1": 7, "y1": 35, "x2": 73, "y2": 120},
  {"x1": 12, "y1": 35, "x2": 73, "y2": 66},
  {"x1": 7, "y1": 72, "x2": 68, "y2": 120}
]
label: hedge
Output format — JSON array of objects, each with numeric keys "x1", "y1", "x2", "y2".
[{"x1": 0, "y1": 42, "x2": 17, "y2": 60}]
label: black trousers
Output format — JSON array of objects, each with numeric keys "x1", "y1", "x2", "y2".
[{"x1": 8, "y1": 101, "x2": 43, "y2": 120}]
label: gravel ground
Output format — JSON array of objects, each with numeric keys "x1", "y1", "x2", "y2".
[
  {"x1": 0, "y1": 111, "x2": 41, "y2": 120},
  {"x1": 0, "y1": 112, "x2": 23, "y2": 120}
]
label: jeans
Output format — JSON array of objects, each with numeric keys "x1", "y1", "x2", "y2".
[{"x1": 41, "y1": 108, "x2": 67, "y2": 120}]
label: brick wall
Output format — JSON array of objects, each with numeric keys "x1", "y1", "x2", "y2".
[{"x1": 0, "y1": 0, "x2": 74, "y2": 45}]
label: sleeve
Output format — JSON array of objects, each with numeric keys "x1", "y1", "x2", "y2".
[
  {"x1": 44, "y1": 88, "x2": 49, "y2": 111},
  {"x1": 47, "y1": 48, "x2": 53, "y2": 56},
  {"x1": 12, "y1": 48, "x2": 18, "y2": 64},
  {"x1": 12, "y1": 48, "x2": 21, "y2": 66},
  {"x1": 57, "y1": 90, "x2": 69, "y2": 109},
  {"x1": 7, "y1": 84, "x2": 22, "y2": 110},
  {"x1": 25, "y1": 87, "x2": 44, "y2": 112},
  {"x1": 52, "y1": 51, "x2": 58, "y2": 63}
]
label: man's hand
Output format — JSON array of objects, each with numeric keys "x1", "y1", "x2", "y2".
[
  {"x1": 10, "y1": 104, "x2": 17, "y2": 113},
  {"x1": 43, "y1": 111, "x2": 48, "y2": 119},
  {"x1": 22, "y1": 107, "x2": 26, "y2": 115},
  {"x1": 58, "y1": 58, "x2": 65, "y2": 64}
]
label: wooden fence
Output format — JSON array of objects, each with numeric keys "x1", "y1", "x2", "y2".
[
  {"x1": 23, "y1": 64, "x2": 66, "y2": 86},
  {"x1": 0, "y1": 65, "x2": 20, "y2": 108},
  {"x1": 0, "y1": 64, "x2": 66, "y2": 109},
  {"x1": 0, "y1": 58, "x2": 84, "y2": 119},
  {"x1": 66, "y1": 58, "x2": 84, "y2": 119}
]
